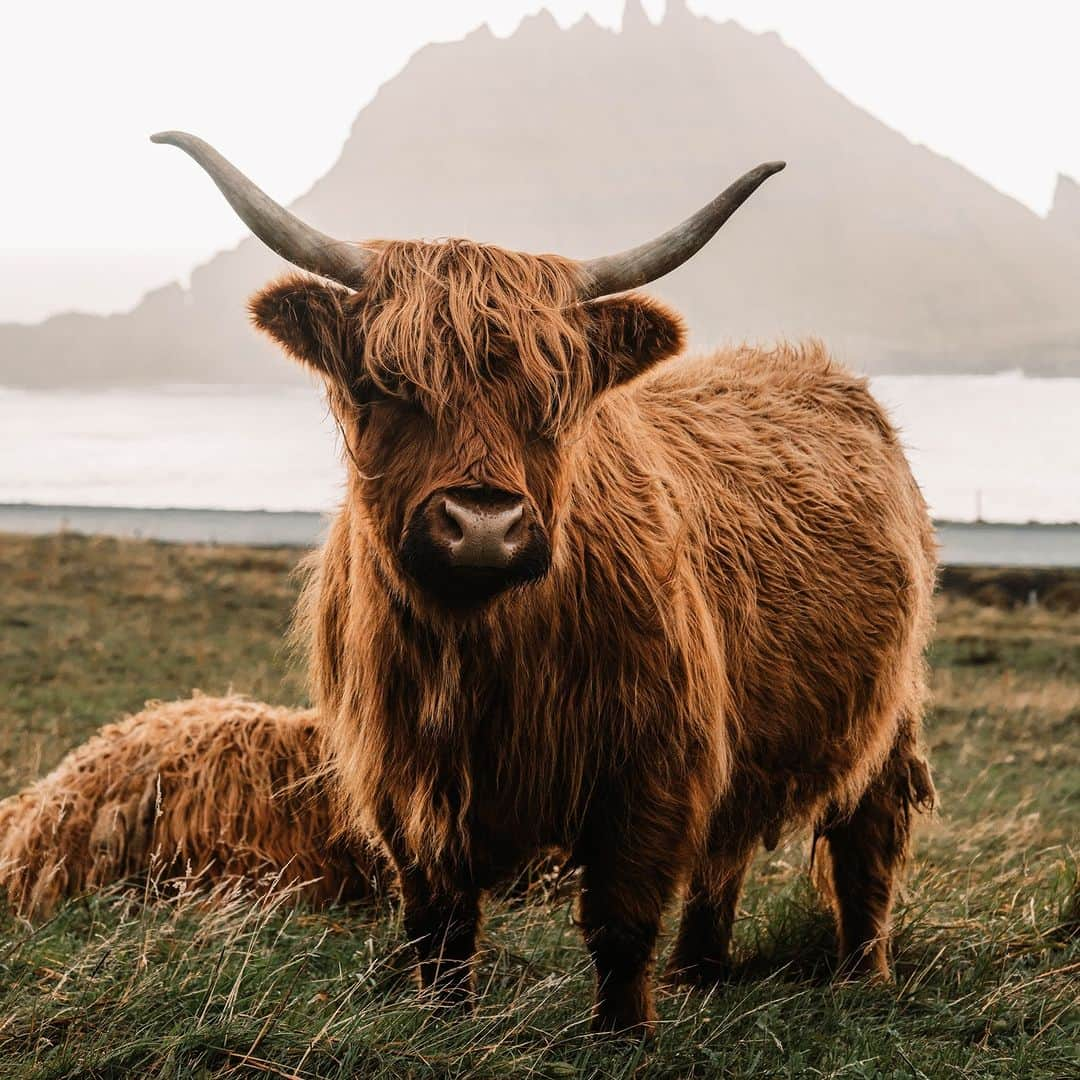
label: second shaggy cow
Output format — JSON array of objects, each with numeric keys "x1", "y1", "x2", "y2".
[{"x1": 0, "y1": 695, "x2": 383, "y2": 918}]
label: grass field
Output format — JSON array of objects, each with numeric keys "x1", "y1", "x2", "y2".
[{"x1": 0, "y1": 532, "x2": 1076, "y2": 1078}]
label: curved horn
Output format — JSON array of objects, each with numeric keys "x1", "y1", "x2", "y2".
[
  {"x1": 577, "y1": 161, "x2": 786, "y2": 299},
  {"x1": 150, "y1": 131, "x2": 371, "y2": 288}
]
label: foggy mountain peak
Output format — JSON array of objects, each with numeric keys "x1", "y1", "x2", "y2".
[
  {"x1": 1048, "y1": 173, "x2": 1080, "y2": 233},
  {"x1": 3, "y1": 2, "x2": 1078, "y2": 387}
]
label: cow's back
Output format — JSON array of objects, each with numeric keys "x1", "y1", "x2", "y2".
[{"x1": 609, "y1": 341, "x2": 936, "y2": 834}]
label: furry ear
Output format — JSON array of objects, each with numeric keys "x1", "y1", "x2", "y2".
[
  {"x1": 248, "y1": 275, "x2": 354, "y2": 377},
  {"x1": 584, "y1": 294, "x2": 686, "y2": 390}
]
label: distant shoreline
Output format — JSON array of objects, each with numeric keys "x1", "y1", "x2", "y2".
[{"x1": 2, "y1": 503, "x2": 1079, "y2": 567}]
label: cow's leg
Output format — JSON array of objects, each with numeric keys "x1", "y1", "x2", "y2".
[
  {"x1": 576, "y1": 802, "x2": 693, "y2": 1035},
  {"x1": 819, "y1": 733, "x2": 933, "y2": 979},
  {"x1": 400, "y1": 870, "x2": 481, "y2": 1003},
  {"x1": 377, "y1": 803, "x2": 480, "y2": 1004},
  {"x1": 667, "y1": 837, "x2": 755, "y2": 984}
]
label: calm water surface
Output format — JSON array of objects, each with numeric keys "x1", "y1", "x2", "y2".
[{"x1": 1, "y1": 372, "x2": 1077, "y2": 555}]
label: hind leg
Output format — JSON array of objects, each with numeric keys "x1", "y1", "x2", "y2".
[
  {"x1": 667, "y1": 837, "x2": 755, "y2": 984},
  {"x1": 819, "y1": 737, "x2": 934, "y2": 978}
]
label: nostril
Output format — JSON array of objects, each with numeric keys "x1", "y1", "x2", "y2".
[
  {"x1": 499, "y1": 505, "x2": 525, "y2": 547},
  {"x1": 438, "y1": 498, "x2": 465, "y2": 543}
]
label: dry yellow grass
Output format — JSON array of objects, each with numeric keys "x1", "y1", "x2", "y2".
[{"x1": 0, "y1": 536, "x2": 1076, "y2": 1076}]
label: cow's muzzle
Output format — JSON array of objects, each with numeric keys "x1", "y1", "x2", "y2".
[{"x1": 400, "y1": 487, "x2": 550, "y2": 609}]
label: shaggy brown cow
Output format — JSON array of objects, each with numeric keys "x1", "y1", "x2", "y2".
[{"x1": 154, "y1": 132, "x2": 936, "y2": 1034}]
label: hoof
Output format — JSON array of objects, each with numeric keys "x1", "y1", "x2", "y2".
[
  {"x1": 590, "y1": 1008, "x2": 656, "y2": 1040},
  {"x1": 662, "y1": 956, "x2": 734, "y2": 989},
  {"x1": 591, "y1": 981, "x2": 657, "y2": 1039},
  {"x1": 834, "y1": 946, "x2": 892, "y2": 984},
  {"x1": 415, "y1": 972, "x2": 478, "y2": 1013}
]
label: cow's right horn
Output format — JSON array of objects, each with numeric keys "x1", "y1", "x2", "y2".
[{"x1": 151, "y1": 131, "x2": 372, "y2": 289}]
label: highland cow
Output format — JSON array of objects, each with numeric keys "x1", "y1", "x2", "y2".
[
  {"x1": 0, "y1": 695, "x2": 383, "y2": 919},
  {"x1": 154, "y1": 132, "x2": 936, "y2": 1034}
]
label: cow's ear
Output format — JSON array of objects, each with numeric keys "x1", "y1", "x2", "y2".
[
  {"x1": 249, "y1": 275, "x2": 354, "y2": 377},
  {"x1": 584, "y1": 294, "x2": 686, "y2": 390}
]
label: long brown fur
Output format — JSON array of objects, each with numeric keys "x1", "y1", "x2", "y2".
[
  {"x1": 0, "y1": 695, "x2": 385, "y2": 920},
  {"x1": 252, "y1": 238, "x2": 937, "y2": 1033}
]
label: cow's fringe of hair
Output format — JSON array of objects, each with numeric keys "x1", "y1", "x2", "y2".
[
  {"x1": 357, "y1": 240, "x2": 594, "y2": 433},
  {"x1": 0, "y1": 694, "x2": 387, "y2": 921}
]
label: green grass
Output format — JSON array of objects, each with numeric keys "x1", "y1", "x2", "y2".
[{"x1": 0, "y1": 533, "x2": 1077, "y2": 1078}]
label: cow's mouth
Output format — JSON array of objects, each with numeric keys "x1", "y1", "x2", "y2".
[{"x1": 398, "y1": 532, "x2": 551, "y2": 611}]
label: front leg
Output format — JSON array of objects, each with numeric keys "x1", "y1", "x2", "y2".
[
  {"x1": 377, "y1": 802, "x2": 480, "y2": 1004},
  {"x1": 399, "y1": 867, "x2": 481, "y2": 1003},
  {"x1": 576, "y1": 797, "x2": 694, "y2": 1035}
]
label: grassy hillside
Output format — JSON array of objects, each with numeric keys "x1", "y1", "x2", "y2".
[{"x1": 0, "y1": 533, "x2": 1076, "y2": 1078}]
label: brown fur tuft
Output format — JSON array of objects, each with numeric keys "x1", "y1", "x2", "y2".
[{"x1": 356, "y1": 241, "x2": 593, "y2": 433}]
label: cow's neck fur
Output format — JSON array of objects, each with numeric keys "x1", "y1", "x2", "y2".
[{"x1": 300, "y1": 414, "x2": 729, "y2": 876}]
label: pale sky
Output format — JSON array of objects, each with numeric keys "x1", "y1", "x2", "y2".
[{"x1": 2, "y1": 0, "x2": 1078, "y2": 323}]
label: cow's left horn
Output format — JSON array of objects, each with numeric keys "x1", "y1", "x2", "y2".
[
  {"x1": 150, "y1": 131, "x2": 372, "y2": 289},
  {"x1": 576, "y1": 161, "x2": 786, "y2": 299}
]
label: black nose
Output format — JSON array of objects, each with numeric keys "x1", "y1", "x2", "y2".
[
  {"x1": 400, "y1": 486, "x2": 551, "y2": 608},
  {"x1": 435, "y1": 491, "x2": 526, "y2": 569}
]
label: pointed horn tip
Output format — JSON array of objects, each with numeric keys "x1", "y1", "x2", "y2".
[
  {"x1": 150, "y1": 131, "x2": 188, "y2": 147},
  {"x1": 760, "y1": 160, "x2": 786, "y2": 176}
]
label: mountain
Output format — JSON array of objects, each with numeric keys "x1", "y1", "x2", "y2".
[
  {"x1": 1048, "y1": 174, "x2": 1080, "y2": 236},
  {"x1": 3, "y1": 0, "x2": 1079, "y2": 387}
]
